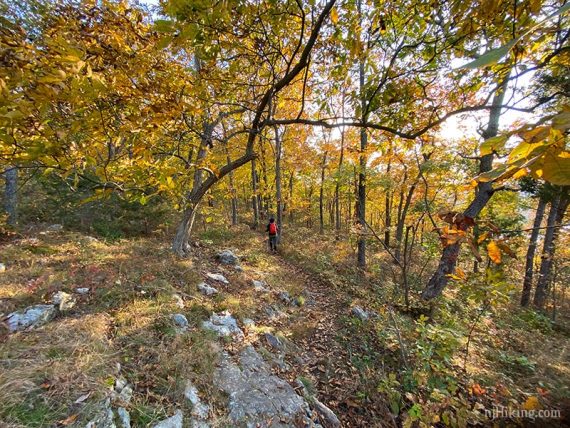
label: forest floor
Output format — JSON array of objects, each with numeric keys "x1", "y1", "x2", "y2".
[{"x1": 0, "y1": 224, "x2": 569, "y2": 427}]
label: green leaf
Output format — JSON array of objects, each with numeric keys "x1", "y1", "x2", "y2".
[
  {"x1": 480, "y1": 135, "x2": 508, "y2": 156},
  {"x1": 459, "y1": 39, "x2": 517, "y2": 69},
  {"x1": 154, "y1": 19, "x2": 175, "y2": 33}
]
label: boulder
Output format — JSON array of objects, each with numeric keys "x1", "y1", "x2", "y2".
[
  {"x1": 251, "y1": 279, "x2": 269, "y2": 292},
  {"x1": 5, "y1": 304, "x2": 57, "y2": 332},
  {"x1": 171, "y1": 314, "x2": 189, "y2": 333},
  {"x1": 152, "y1": 410, "x2": 183, "y2": 428},
  {"x1": 264, "y1": 332, "x2": 285, "y2": 351},
  {"x1": 52, "y1": 291, "x2": 76, "y2": 311},
  {"x1": 76, "y1": 287, "x2": 90, "y2": 295},
  {"x1": 351, "y1": 306, "x2": 369, "y2": 321},
  {"x1": 117, "y1": 407, "x2": 131, "y2": 428},
  {"x1": 214, "y1": 346, "x2": 310, "y2": 427},
  {"x1": 202, "y1": 311, "x2": 244, "y2": 340},
  {"x1": 206, "y1": 273, "x2": 229, "y2": 284},
  {"x1": 313, "y1": 399, "x2": 341, "y2": 428},
  {"x1": 217, "y1": 250, "x2": 239, "y2": 265},
  {"x1": 197, "y1": 283, "x2": 218, "y2": 296},
  {"x1": 0, "y1": 263, "x2": 5, "y2": 272}
]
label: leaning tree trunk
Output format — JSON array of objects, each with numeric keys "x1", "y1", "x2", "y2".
[
  {"x1": 251, "y1": 159, "x2": 260, "y2": 228},
  {"x1": 533, "y1": 194, "x2": 568, "y2": 309},
  {"x1": 422, "y1": 74, "x2": 509, "y2": 300},
  {"x1": 4, "y1": 166, "x2": 18, "y2": 226},
  {"x1": 520, "y1": 197, "x2": 547, "y2": 306}
]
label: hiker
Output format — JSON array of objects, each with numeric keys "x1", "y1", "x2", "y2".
[{"x1": 266, "y1": 217, "x2": 279, "y2": 253}]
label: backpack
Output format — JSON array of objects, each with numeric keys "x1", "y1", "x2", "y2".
[{"x1": 269, "y1": 223, "x2": 277, "y2": 235}]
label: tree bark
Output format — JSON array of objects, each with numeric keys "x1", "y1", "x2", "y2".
[
  {"x1": 395, "y1": 180, "x2": 417, "y2": 262},
  {"x1": 422, "y1": 74, "x2": 509, "y2": 300},
  {"x1": 274, "y1": 126, "x2": 283, "y2": 242},
  {"x1": 533, "y1": 194, "x2": 568, "y2": 309},
  {"x1": 384, "y1": 157, "x2": 392, "y2": 248},
  {"x1": 319, "y1": 151, "x2": 328, "y2": 233},
  {"x1": 4, "y1": 166, "x2": 18, "y2": 226},
  {"x1": 251, "y1": 159, "x2": 260, "y2": 228},
  {"x1": 357, "y1": 0, "x2": 367, "y2": 268},
  {"x1": 520, "y1": 197, "x2": 547, "y2": 306}
]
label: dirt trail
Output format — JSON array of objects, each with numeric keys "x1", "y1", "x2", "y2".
[{"x1": 259, "y1": 251, "x2": 397, "y2": 428}]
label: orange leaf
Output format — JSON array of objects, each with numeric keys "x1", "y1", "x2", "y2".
[
  {"x1": 59, "y1": 414, "x2": 79, "y2": 426},
  {"x1": 487, "y1": 240, "x2": 502, "y2": 264},
  {"x1": 523, "y1": 396, "x2": 541, "y2": 410}
]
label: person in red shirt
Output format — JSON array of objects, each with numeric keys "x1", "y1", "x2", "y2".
[{"x1": 266, "y1": 217, "x2": 278, "y2": 253}]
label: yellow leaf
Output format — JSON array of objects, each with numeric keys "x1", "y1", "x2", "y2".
[
  {"x1": 487, "y1": 240, "x2": 502, "y2": 264},
  {"x1": 541, "y1": 152, "x2": 570, "y2": 185},
  {"x1": 330, "y1": 8, "x2": 339, "y2": 24},
  {"x1": 523, "y1": 396, "x2": 541, "y2": 410},
  {"x1": 477, "y1": 232, "x2": 489, "y2": 244}
]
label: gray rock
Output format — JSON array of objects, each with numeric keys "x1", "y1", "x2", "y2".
[
  {"x1": 214, "y1": 346, "x2": 309, "y2": 427},
  {"x1": 47, "y1": 223, "x2": 64, "y2": 232},
  {"x1": 277, "y1": 291, "x2": 292, "y2": 305},
  {"x1": 190, "y1": 421, "x2": 210, "y2": 428},
  {"x1": 117, "y1": 407, "x2": 131, "y2": 428},
  {"x1": 351, "y1": 306, "x2": 369, "y2": 321},
  {"x1": 264, "y1": 333, "x2": 285, "y2": 351},
  {"x1": 206, "y1": 273, "x2": 229, "y2": 284},
  {"x1": 52, "y1": 291, "x2": 76, "y2": 311},
  {"x1": 76, "y1": 287, "x2": 90, "y2": 295},
  {"x1": 85, "y1": 399, "x2": 116, "y2": 428},
  {"x1": 202, "y1": 311, "x2": 244, "y2": 340},
  {"x1": 6, "y1": 304, "x2": 57, "y2": 332},
  {"x1": 197, "y1": 282, "x2": 218, "y2": 296},
  {"x1": 171, "y1": 314, "x2": 189, "y2": 333},
  {"x1": 184, "y1": 381, "x2": 209, "y2": 419},
  {"x1": 115, "y1": 377, "x2": 128, "y2": 392},
  {"x1": 217, "y1": 249, "x2": 239, "y2": 265},
  {"x1": 152, "y1": 410, "x2": 183, "y2": 428},
  {"x1": 313, "y1": 399, "x2": 341, "y2": 428},
  {"x1": 242, "y1": 318, "x2": 255, "y2": 328},
  {"x1": 264, "y1": 305, "x2": 286, "y2": 320},
  {"x1": 251, "y1": 280, "x2": 269, "y2": 292},
  {"x1": 0, "y1": 263, "x2": 5, "y2": 272},
  {"x1": 234, "y1": 265, "x2": 244, "y2": 272}
]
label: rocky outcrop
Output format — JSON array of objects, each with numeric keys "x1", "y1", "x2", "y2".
[
  {"x1": 202, "y1": 311, "x2": 244, "y2": 339},
  {"x1": 214, "y1": 346, "x2": 314, "y2": 427},
  {"x1": 217, "y1": 250, "x2": 239, "y2": 265},
  {"x1": 5, "y1": 304, "x2": 57, "y2": 332}
]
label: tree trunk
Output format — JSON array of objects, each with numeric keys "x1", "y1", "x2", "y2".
[
  {"x1": 384, "y1": 157, "x2": 392, "y2": 248},
  {"x1": 320, "y1": 151, "x2": 328, "y2": 233},
  {"x1": 274, "y1": 126, "x2": 283, "y2": 242},
  {"x1": 422, "y1": 74, "x2": 509, "y2": 300},
  {"x1": 224, "y1": 143, "x2": 238, "y2": 226},
  {"x1": 4, "y1": 166, "x2": 18, "y2": 226},
  {"x1": 251, "y1": 159, "x2": 260, "y2": 228},
  {"x1": 395, "y1": 181, "x2": 417, "y2": 262},
  {"x1": 533, "y1": 194, "x2": 568, "y2": 309},
  {"x1": 520, "y1": 197, "x2": 547, "y2": 306},
  {"x1": 288, "y1": 171, "x2": 294, "y2": 222},
  {"x1": 357, "y1": 0, "x2": 367, "y2": 268},
  {"x1": 172, "y1": 200, "x2": 199, "y2": 256}
]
